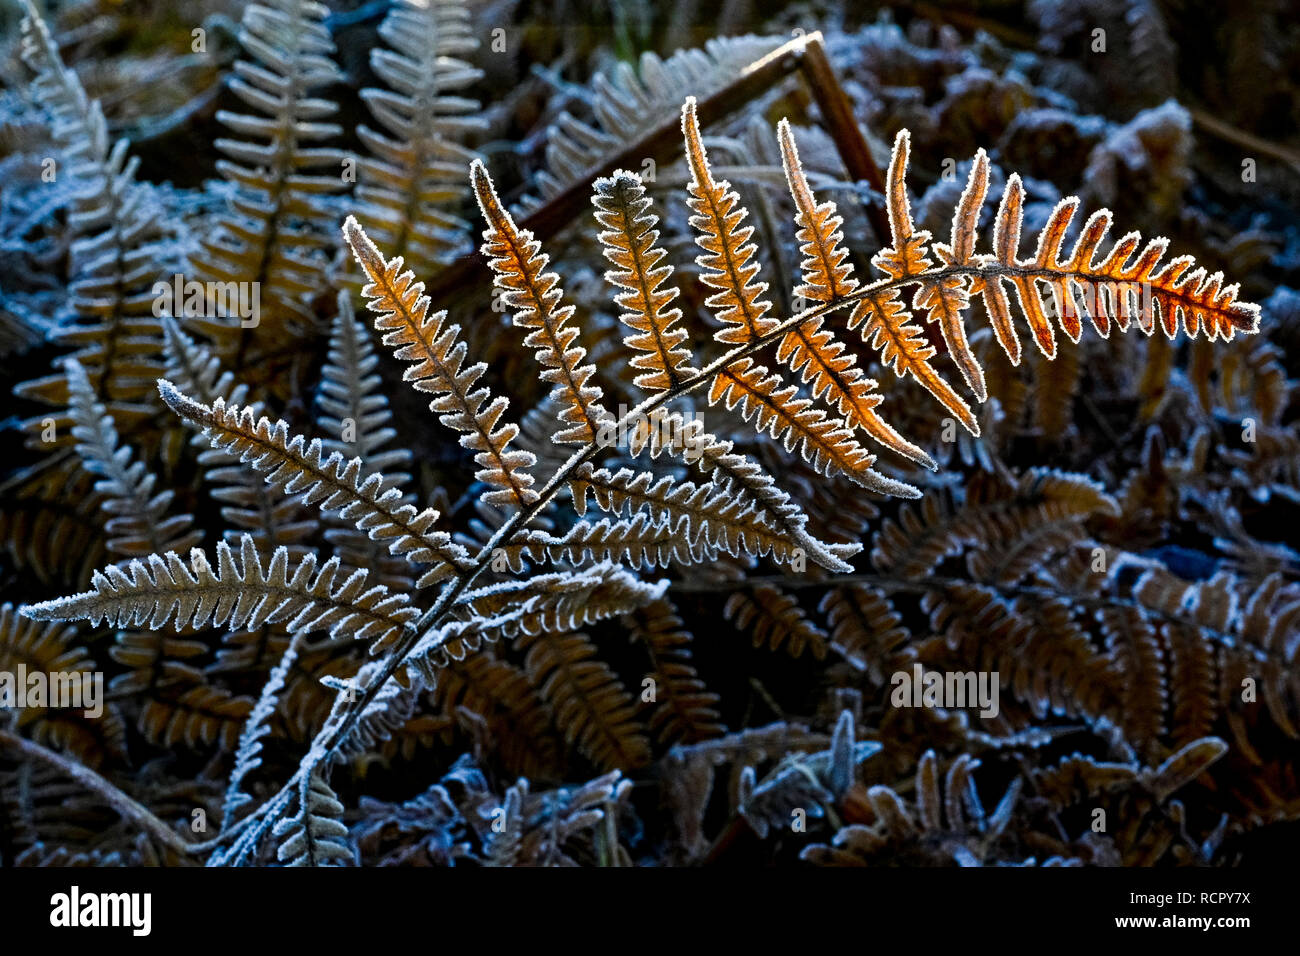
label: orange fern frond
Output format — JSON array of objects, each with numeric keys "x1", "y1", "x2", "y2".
[
  {"x1": 344, "y1": 216, "x2": 539, "y2": 509},
  {"x1": 592, "y1": 171, "x2": 697, "y2": 392},
  {"x1": 682, "y1": 97, "x2": 778, "y2": 344},
  {"x1": 776, "y1": 119, "x2": 935, "y2": 470},
  {"x1": 709, "y1": 360, "x2": 919, "y2": 498},
  {"x1": 862, "y1": 131, "x2": 981, "y2": 433},
  {"x1": 471, "y1": 161, "x2": 612, "y2": 444}
]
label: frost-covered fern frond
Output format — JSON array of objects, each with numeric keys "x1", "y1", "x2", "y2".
[
  {"x1": 190, "y1": 0, "x2": 347, "y2": 349},
  {"x1": 224, "y1": 630, "x2": 305, "y2": 828},
  {"x1": 865, "y1": 128, "x2": 1258, "y2": 435},
  {"x1": 65, "y1": 358, "x2": 202, "y2": 560},
  {"x1": 274, "y1": 770, "x2": 352, "y2": 866},
  {"x1": 625, "y1": 599, "x2": 723, "y2": 746},
  {"x1": 14, "y1": 0, "x2": 169, "y2": 427},
  {"x1": 681, "y1": 101, "x2": 917, "y2": 497},
  {"x1": 317, "y1": 293, "x2": 418, "y2": 591},
  {"x1": 738, "y1": 709, "x2": 880, "y2": 837},
  {"x1": 775, "y1": 119, "x2": 936, "y2": 471},
  {"x1": 591, "y1": 171, "x2": 698, "y2": 392},
  {"x1": 535, "y1": 35, "x2": 785, "y2": 201},
  {"x1": 343, "y1": 219, "x2": 539, "y2": 510},
  {"x1": 17, "y1": 0, "x2": 106, "y2": 164},
  {"x1": 161, "y1": 318, "x2": 315, "y2": 559},
  {"x1": 472, "y1": 162, "x2": 613, "y2": 445},
  {"x1": 568, "y1": 464, "x2": 805, "y2": 567},
  {"x1": 354, "y1": 0, "x2": 484, "y2": 279},
  {"x1": 24, "y1": 535, "x2": 417, "y2": 653},
  {"x1": 318, "y1": 293, "x2": 415, "y2": 487},
  {"x1": 456, "y1": 564, "x2": 667, "y2": 639},
  {"x1": 16, "y1": 81, "x2": 1266, "y2": 870},
  {"x1": 157, "y1": 381, "x2": 472, "y2": 589}
]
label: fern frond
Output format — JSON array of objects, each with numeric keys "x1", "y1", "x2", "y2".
[
  {"x1": 471, "y1": 162, "x2": 612, "y2": 445},
  {"x1": 162, "y1": 318, "x2": 315, "y2": 558},
  {"x1": 709, "y1": 359, "x2": 919, "y2": 497},
  {"x1": 225, "y1": 631, "x2": 305, "y2": 827},
  {"x1": 318, "y1": 293, "x2": 418, "y2": 590},
  {"x1": 108, "y1": 629, "x2": 207, "y2": 695},
  {"x1": 775, "y1": 120, "x2": 935, "y2": 470},
  {"x1": 864, "y1": 129, "x2": 1259, "y2": 424},
  {"x1": 318, "y1": 292, "x2": 415, "y2": 487},
  {"x1": 328, "y1": 656, "x2": 429, "y2": 751},
  {"x1": 18, "y1": 0, "x2": 106, "y2": 162},
  {"x1": 681, "y1": 97, "x2": 778, "y2": 345},
  {"x1": 274, "y1": 771, "x2": 352, "y2": 866},
  {"x1": 906, "y1": 141, "x2": 987, "y2": 401},
  {"x1": 404, "y1": 614, "x2": 520, "y2": 680},
  {"x1": 0, "y1": 603, "x2": 127, "y2": 767},
  {"x1": 344, "y1": 216, "x2": 539, "y2": 509},
  {"x1": 459, "y1": 564, "x2": 668, "y2": 637},
  {"x1": 626, "y1": 599, "x2": 723, "y2": 746},
  {"x1": 850, "y1": 284, "x2": 981, "y2": 436},
  {"x1": 592, "y1": 171, "x2": 698, "y2": 392},
  {"x1": 725, "y1": 585, "x2": 829, "y2": 659},
  {"x1": 0, "y1": 463, "x2": 108, "y2": 589},
  {"x1": 569, "y1": 464, "x2": 803, "y2": 567},
  {"x1": 194, "y1": 0, "x2": 347, "y2": 344},
  {"x1": 536, "y1": 36, "x2": 783, "y2": 200},
  {"x1": 1021, "y1": 174, "x2": 1251, "y2": 345},
  {"x1": 856, "y1": 131, "x2": 980, "y2": 434},
  {"x1": 681, "y1": 101, "x2": 917, "y2": 496},
  {"x1": 354, "y1": 0, "x2": 484, "y2": 278},
  {"x1": 15, "y1": 1, "x2": 167, "y2": 423},
  {"x1": 158, "y1": 381, "x2": 472, "y2": 587},
  {"x1": 1099, "y1": 603, "x2": 1167, "y2": 759},
  {"x1": 1130, "y1": 569, "x2": 1300, "y2": 756},
  {"x1": 926, "y1": 584, "x2": 1120, "y2": 725},
  {"x1": 871, "y1": 468, "x2": 1119, "y2": 580},
  {"x1": 65, "y1": 358, "x2": 202, "y2": 559},
  {"x1": 516, "y1": 515, "x2": 713, "y2": 570},
  {"x1": 161, "y1": 315, "x2": 244, "y2": 408},
  {"x1": 23, "y1": 536, "x2": 417, "y2": 654},
  {"x1": 820, "y1": 584, "x2": 914, "y2": 683},
  {"x1": 738, "y1": 710, "x2": 879, "y2": 838},
  {"x1": 433, "y1": 653, "x2": 560, "y2": 777},
  {"x1": 131, "y1": 679, "x2": 253, "y2": 751},
  {"x1": 519, "y1": 631, "x2": 651, "y2": 771},
  {"x1": 616, "y1": 410, "x2": 861, "y2": 573}
]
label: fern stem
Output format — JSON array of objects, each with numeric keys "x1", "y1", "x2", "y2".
[
  {"x1": 0, "y1": 727, "x2": 195, "y2": 858},
  {"x1": 797, "y1": 36, "x2": 890, "y2": 245}
]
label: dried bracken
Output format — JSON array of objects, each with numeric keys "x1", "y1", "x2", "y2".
[{"x1": 0, "y1": 0, "x2": 1295, "y2": 873}]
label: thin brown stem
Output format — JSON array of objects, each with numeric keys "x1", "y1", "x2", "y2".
[
  {"x1": 798, "y1": 37, "x2": 891, "y2": 245},
  {"x1": 0, "y1": 726, "x2": 196, "y2": 858}
]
